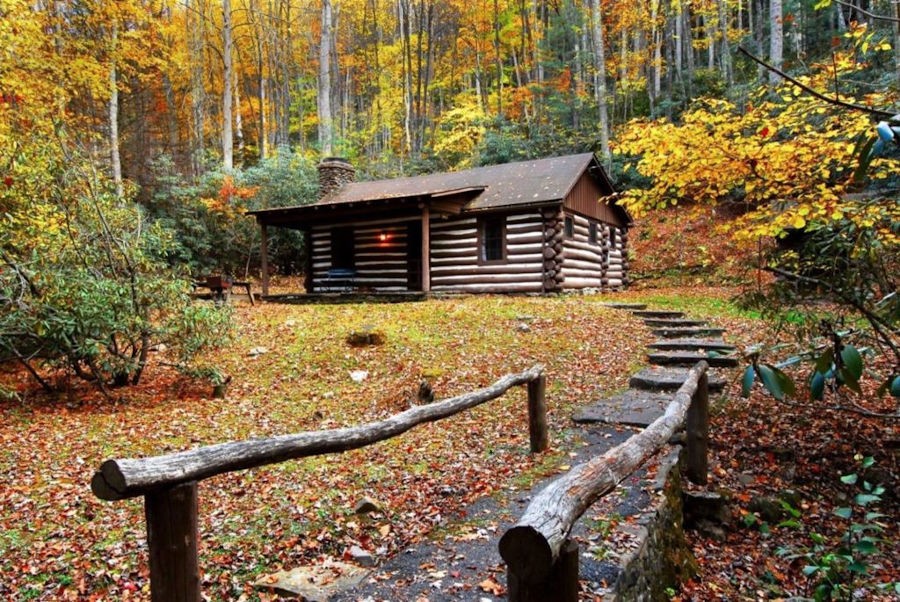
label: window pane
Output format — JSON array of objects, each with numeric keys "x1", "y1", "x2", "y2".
[
  {"x1": 482, "y1": 217, "x2": 505, "y2": 261},
  {"x1": 564, "y1": 216, "x2": 574, "y2": 238}
]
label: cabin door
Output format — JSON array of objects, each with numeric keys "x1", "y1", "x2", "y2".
[{"x1": 406, "y1": 222, "x2": 423, "y2": 291}]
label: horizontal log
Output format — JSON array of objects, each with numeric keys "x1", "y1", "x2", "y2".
[
  {"x1": 564, "y1": 239, "x2": 603, "y2": 256},
  {"x1": 498, "y1": 362, "x2": 707, "y2": 583},
  {"x1": 431, "y1": 272, "x2": 543, "y2": 285},
  {"x1": 93, "y1": 366, "x2": 545, "y2": 501},
  {"x1": 431, "y1": 238, "x2": 478, "y2": 249},
  {"x1": 560, "y1": 269, "x2": 602, "y2": 281},
  {"x1": 431, "y1": 218, "x2": 476, "y2": 229},
  {"x1": 561, "y1": 277, "x2": 602, "y2": 289},
  {"x1": 562, "y1": 250, "x2": 602, "y2": 267},
  {"x1": 506, "y1": 232, "x2": 543, "y2": 245},
  {"x1": 431, "y1": 281, "x2": 544, "y2": 293},
  {"x1": 431, "y1": 264, "x2": 543, "y2": 277},
  {"x1": 507, "y1": 213, "x2": 542, "y2": 223}
]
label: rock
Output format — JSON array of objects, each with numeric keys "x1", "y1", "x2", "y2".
[
  {"x1": 737, "y1": 472, "x2": 755, "y2": 486},
  {"x1": 748, "y1": 496, "x2": 785, "y2": 523},
  {"x1": 354, "y1": 497, "x2": 381, "y2": 514},
  {"x1": 254, "y1": 561, "x2": 369, "y2": 600},
  {"x1": 693, "y1": 519, "x2": 727, "y2": 542},
  {"x1": 248, "y1": 346, "x2": 269, "y2": 356},
  {"x1": 349, "y1": 545, "x2": 375, "y2": 567},
  {"x1": 683, "y1": 491, "x2": 730, "y2": 528},
  {"x1": 346, "y1": 327, "x2": 386, "y2": 347},
  {"x1": 516, "y1": 323, "x2": 531, "y2": 333}
]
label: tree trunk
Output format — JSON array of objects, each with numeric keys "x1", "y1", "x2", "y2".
[
  {"x1": 590, "y1": 0, "x2": 610, "y2": 161},
  {"x1": 109, "y1": 23, "x2": 123, "y2": 200},
  {"x1": 769, "y1": 0, "x2": 783, "y2": 85},
  {"x1": 318, "y1": 0, "x2": 334, "y2": 156},
  {"x1": 222, "y1": 0, "x2": 234, "y2": 170}
]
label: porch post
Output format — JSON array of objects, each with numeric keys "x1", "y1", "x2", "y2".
[
  {"x1": 421, "y1": 206, "x2": 431, "y2": 293},
  {"x1": 259, "y1": 223, "x2": 269, "y2": 296}
]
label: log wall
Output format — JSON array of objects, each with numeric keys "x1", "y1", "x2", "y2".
[
  {"x1": 560, "y1": 213, "x2": 603, "y2": 290},
  {"x1": 430, "y1": 212, "x2": 544, "y2": 293},
  {"x1": 602, "y1": 223, "x2": 628, "y2": 290},
  {"x1": 559, "y1": 213, "x2": 629, "y2": 291},
  {"x1": 310, "y1": 217, "x2": 416, "y2": 292}
]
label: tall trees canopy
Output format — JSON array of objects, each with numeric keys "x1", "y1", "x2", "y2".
[{"x1": 9, "y1": 0, "x2": 899, "y2": 183}]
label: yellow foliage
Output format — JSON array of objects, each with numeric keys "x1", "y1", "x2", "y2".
[{"x1": 614, "y1": 65, "x2": 900, "y2": 247}]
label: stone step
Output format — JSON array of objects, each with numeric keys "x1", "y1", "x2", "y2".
[
  {"x1": 573, "y1": 390, "x2": 675, "y2": 427},
  {"x1": 652, "y1": 326, "x2": 726, "y2": 338},
  {"x1": 642, "y1": 318, "x2": 708, "y2": 328},
  {"x1": 630, "y1": 309, "x2": 685, "y2": 319},
  {"x1": 601, "y1": 302, "x2": 648, "y2": 310},
  {"x1": 629, "y1": 366, "x2": 726, "y2": 392},
  {"x1": 647, "y1": 351, "x2": 740, "y2": 368},
  {"x1": 648, "y1": 338, "x2": 736, "y2": 353}
]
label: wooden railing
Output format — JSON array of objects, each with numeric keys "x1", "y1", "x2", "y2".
[
  {"x1": 91, "y1": 365, "x2": 547, "y2": 602},
  {"x1": 499, "y1": 361, "x2": 710, "y2": 602}
]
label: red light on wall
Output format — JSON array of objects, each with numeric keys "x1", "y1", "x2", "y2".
[{"x1": 379, "y1": 232, "x2": 388, "y2": 242}]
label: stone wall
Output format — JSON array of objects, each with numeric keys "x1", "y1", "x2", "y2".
[{"x1": 603, "y1": 447, "x2": 698, "y2": 601}]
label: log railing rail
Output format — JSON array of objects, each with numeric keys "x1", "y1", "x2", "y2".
[
  {"x1": 499, "y1": 361, "x2": 709, "y2": 602},
  {"x1": 92, "y1": 365, "x2": 547, "y2": 602}
]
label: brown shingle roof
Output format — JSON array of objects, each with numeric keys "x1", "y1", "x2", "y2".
[
  {"x1": 314, "y1": 152, "x2": 602, "y2": 210},
  {"x1": 248, "y1": 153, "x2": 613, "y2": 219}
]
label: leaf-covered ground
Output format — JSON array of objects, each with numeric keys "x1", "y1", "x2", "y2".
[
  {"x1": 2, "y1": 289, "x2": 896, "y2": 601},
  {"x1": 0, "y1": 294, "x2": 651, "y2": 601}
]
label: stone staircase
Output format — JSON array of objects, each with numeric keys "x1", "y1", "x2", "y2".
[{"x1": 574, "y1": 303, "x2": 738, "y2": 427}]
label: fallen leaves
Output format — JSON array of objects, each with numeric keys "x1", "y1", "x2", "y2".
[{"x1": 0, "y1": 295, "x2": 649, "y2": 600}]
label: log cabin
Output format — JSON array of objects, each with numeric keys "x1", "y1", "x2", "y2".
[{"x1": 248, "y1": 153, "x2": 632, "y2": 295}]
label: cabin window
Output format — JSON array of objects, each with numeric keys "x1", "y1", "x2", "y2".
[
  {"x1": 609, "y1": 228, "x2": 617, "y2": 249},
  {"x1": 331, "y1": 226, "x2": 355, "y2": 269},
  {"x1": 480, "y1": 216, "x2": 506, "y2": 262},
  {"x1": 588, "y1": 222, "x2": 598, "y2": 245},
  {"x1": 564, "y1": 216, "x2": 574, "y2": 239}
]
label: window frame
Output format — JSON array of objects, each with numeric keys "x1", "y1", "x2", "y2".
[
  {"x1": 478, "y1": 215, "x2": 508, "y2": 264},
  {"x1": 588, "y1": 221, "x2": 598, "y2": 245},
  {"x1": 564, "y1": 216, "x2": 574, "y2": 239}
]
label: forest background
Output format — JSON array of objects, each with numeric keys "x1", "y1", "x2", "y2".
[
  {"x1": 1, "y1": 0, "x2": 898, "y2": 384},
  {"x1": 2, "y1": 0, "x2": 898, "y2": 279}
]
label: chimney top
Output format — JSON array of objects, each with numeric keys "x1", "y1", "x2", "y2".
[{"x1": 317, "y1": 157, "x2": 356, "y2": 198}]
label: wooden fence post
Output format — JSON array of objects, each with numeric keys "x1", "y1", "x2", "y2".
[
  {"x1": 685, "y1": 369, "x2": 709, "y2": 485},
  {"x1": 145, "y1": 482, "x2": 201, "y2": 602},
  {"x1": 527, "y1": 373, "x2": 549, "y2": 453},
  {"x1": 507, "y1": 539, "x2": 579, "y2": 602}
]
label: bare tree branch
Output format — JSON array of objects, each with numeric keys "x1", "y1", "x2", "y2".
[
  {"x1": 737, "y1": 46, "x2": 896, "y2": 119},
  {"x1": 834, "y1": 0, "x2": 900, "y2": 24}
]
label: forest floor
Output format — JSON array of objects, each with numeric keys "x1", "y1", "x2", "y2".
[{"x1": 0, "y1": 287, "x2": 896, "y2": 601}]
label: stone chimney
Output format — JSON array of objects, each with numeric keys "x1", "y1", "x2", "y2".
[{"x1": 317, "y1": 157, "x2": 356, "y2": 197}]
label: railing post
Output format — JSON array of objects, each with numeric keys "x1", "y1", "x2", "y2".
[
  {"x1": 507, "y1": 539, "x2": 578, "y2": 602},
  {"x1": 527, "y1": 373, "x2": 549, "y2": 453},
  {"x1": 145, "y1": 482, "x2": 201, "y2": 602},
  {"x1": 685, "y1": 369, "x2": 709, "y2": 485}
]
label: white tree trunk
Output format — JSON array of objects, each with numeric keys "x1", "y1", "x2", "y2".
[
  {"x1": 109, "y1": 23, "x2": 123, "y2": 200},
  {"x1": 318, "y1": 0, "x2": 334, "y2": 156},
  {"x1": 222, "y1": 0, "x2": 234, "y2": 170},
  {"x1": 769, "y1": 0, "x2": 783, "y2": 85}
]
